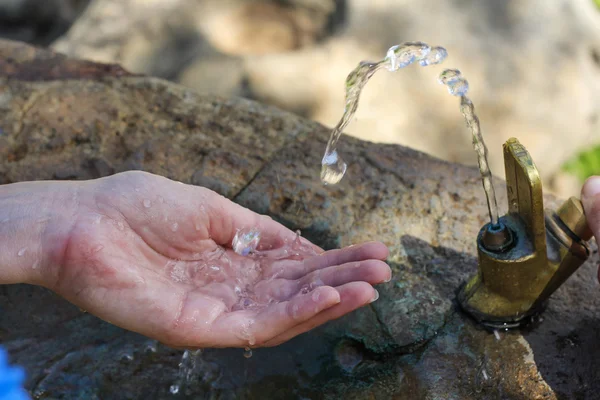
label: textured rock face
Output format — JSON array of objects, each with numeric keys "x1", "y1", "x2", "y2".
[
  {"x1": 1, "y1": 39, "x2": 600, "y2": 399},
  {"x1": 49, "y1": 0, "x2": 600, "y2": 197}
]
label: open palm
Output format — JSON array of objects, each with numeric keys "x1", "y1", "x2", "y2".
[{"x1": 50, "y1": 172, "x2": 390, "y2": 348}]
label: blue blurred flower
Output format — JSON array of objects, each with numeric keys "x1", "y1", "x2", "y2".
[{"x1": 0, "y1": 347, "x2": 28, "y2": 400}]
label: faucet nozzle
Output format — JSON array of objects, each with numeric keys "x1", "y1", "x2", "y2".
[{"x1": 457, "y1": 138, "x2": 592, "y2": 329}]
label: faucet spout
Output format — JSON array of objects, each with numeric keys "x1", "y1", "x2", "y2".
[{"x1": 457, "y1": 138, "x2": 592, "y2": 329}]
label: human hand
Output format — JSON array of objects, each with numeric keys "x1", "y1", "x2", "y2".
[
  {"x1": 582, "y1": 176, "x2": 600, "y2": 278},
  {"x1": 36, "y1": 171, "x2": 390, "y2": 348}
]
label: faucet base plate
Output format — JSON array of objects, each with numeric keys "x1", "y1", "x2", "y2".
[{"x1": 457, "y1": 279, "x2": 547, "y2": 330}]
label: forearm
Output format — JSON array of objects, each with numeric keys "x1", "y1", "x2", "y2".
[{"x1": 0, "y1": 181, "x2": 78, "y2": 286}]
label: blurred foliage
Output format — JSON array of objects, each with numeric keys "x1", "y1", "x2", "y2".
[
  {"x1": 563, "y1": 1, "x2": 599, "y2": 182},
  {"x1": 562, "y1": 145, "x2": 600, "y2": 181}
]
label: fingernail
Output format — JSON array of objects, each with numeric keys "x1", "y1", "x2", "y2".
[
  {"x1": 370, "y1": 289, "x2": 379, "y2": 303},
  {"x1": 384, "y1": 274, "x2": 392, "y2": 283}
]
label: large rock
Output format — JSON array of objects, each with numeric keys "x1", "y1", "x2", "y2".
[
  {"x1": 51, "y1": 0, "x2": 342, "y2": 80},
  {"x1": 50, "y1": 0, "x2": 600, "y2": 198},
  {"x1": 1, "y1": 39, "x2": 600, "y2": 399}
]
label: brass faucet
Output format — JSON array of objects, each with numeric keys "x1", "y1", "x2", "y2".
[{"x1": 457, "y1": 138, "x2": 593, "y2": 329}]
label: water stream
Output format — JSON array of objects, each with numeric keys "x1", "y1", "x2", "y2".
[
  {"x1": 438, "y1": 69, "x2": 500, "y2": 227},
  {"x1": 320, "y1": 41, "x2": 447, "y2": 185},
  {"x1": 320, "y1": 41, "x2": 500, "y2": 227}
]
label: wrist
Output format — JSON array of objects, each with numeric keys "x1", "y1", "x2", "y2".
[{"x1": 0, "y1": 181, "x2": 80, "y2": 287}]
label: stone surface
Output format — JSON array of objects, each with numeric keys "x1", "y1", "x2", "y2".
[
  {"x1": 50, "y1": 0, "x2": 600, "y2": 198},
  {"x1": 1, "y1": 39, "x2": 600, "y2": 399}
]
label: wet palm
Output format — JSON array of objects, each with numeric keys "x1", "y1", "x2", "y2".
[{"x1": 50, "y1": 172, "x2": 391, "y2": 348}]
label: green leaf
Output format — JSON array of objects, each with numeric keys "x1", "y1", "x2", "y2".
[{"x1": 562, "y1": 145, "x2": 600, "y2": 181}]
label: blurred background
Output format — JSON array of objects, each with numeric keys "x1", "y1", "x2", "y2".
[{"x1": 1, "y1": 0, "x2": 600, "y2": 198}]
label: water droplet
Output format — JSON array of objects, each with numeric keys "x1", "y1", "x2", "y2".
[
  {"x1": 482, "y1": 369, "x2": 489, "y2": 381},
  {"x1": 321, "y1": 150, "x2": 347, "y2": 185},
  {"x1": 17, "y1": 248, "x2": 26, "y2": 257},
  {"x1": 419, "y1": 46, "x2": 448, "y2": 66},
  {"x1": 243, "y1": 347, "x2": 253, "y2": 358},
  {"x1": 120, "y1": 353, "x2": 134, "y2": 362},
  {"x1": 209, "y1": 265, "x2": 220, "y2": 272},
  {"x1": 171, "y1": 223, "x2": 179, "y2": 232},
  {"x1": 143, "y1": 199, "x2": 152, "y2": 208},
  {"x1": 232, "y1": 228, "x2": 261, "y2": 256},
  {"x1": 312, "y1": 290, "x2": 321, "y2": 302},
  {"x1": 292, "y1": 304, "x2": 300, "y2": 318},
  {"x1": 385, "y1": 41, "x2": 431, "y2": 71},
  {"x1": 144, "y1": 341, "x2": 158, "y2": 353},
  {"x1": 170, "y1": 262, "x2": 187, "y2": 283},
  {"x1": 300, "y1": 285, "x2": 310, "y2": 294},
  {"x1": 32, "y1": 260, "x2": 40, "y2": 269},
  {"x1": 447, "y1": 78, "x2": 469, "y2": 96},
  {"x1": 438, "y1": 69, "x2": 469, "y2": 98},
  {"x1": 117, "y1": 221, "x2": 125, "y2": 231},
  {"x1": 242, "y1": 298, "x2": 254, "y2": 308},
  {"x1": 438, "y1": 68, "x2": 462, "y2": 84},
  {"x1": 169, "y1": 384, "x2": 180, "y2": 394}
]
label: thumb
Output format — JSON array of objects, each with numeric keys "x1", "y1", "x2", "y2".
[{"x1": 581, "y1": 176, "x2": 600, "y2": 242}]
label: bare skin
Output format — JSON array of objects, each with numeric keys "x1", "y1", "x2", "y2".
[
  {"x1": 0, "y1": 171, "x2": 391, "y2": 349},
  {"x1": 581, "y1": 176, "x2": 600, "y2": 282}
]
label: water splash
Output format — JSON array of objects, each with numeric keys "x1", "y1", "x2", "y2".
[
  {"x1": 233, "y1": 228, "x2": 261, "y2": 256},
  {"x1": 144, "y1": 340, "x2": 158, "y2": 353},
  {"x1": 170, "y1": 349, "x2": 203, "y2": 395},
  {"x1": 321, "y1": 41, "x2": 448, "y2": 185},
  {"x1": 165, "y1": 229, "x2": 323, "y2": 393},
  {"x1": 493, "y1": 330, "x2": 501, "y2": 341},
  {"x1": 243, "y1": 347, "x2": 253, "y2": 358},
  {"x1": 474, "y1": 353, "x2": 494, "y2": 394},
  {"x1": 438, "y1": 68, "x2": 500, "y2": 227}
]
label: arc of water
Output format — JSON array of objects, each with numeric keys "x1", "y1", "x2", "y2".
[
  {"x1": 321, "y1": 42, "x2": 448, "y2": 185},
  {"x1": 320, "y1": 42, "x2": 500, "y2": 228}
]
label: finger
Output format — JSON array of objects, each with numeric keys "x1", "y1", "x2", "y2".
[
  {"x1": 254, "y1": 259, "x2": 390, "y2": 302},
  {"x1": 265, "y1": 241, "x2": 389, "y2": 280},
  {"x1": 582, "y1": 176, "x2": 600, "y2": 240},
  {"x1": 203, "y1": 190, "x2": 297, "y2": 246},
  {"x1": 207, "y1": 286, "x2": 340, "y2": 347},
  {"x1": 296, "y1": 260, "x2": 391, "y2": 291},
  {"x1": 262, "y1": 282, "x2": 378, "y2": 347}
]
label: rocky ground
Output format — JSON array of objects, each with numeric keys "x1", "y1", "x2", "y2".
[
  {"x1": 2, "y1": 0, "x2": 599, "y2": 197},
  {"x1": 1, "y1": 38, "x2": 600, "y2": 400}
]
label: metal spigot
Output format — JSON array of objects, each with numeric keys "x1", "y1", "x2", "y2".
[{"x1": 457, "y1": 138, "x2": 593, "y2": 329}]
